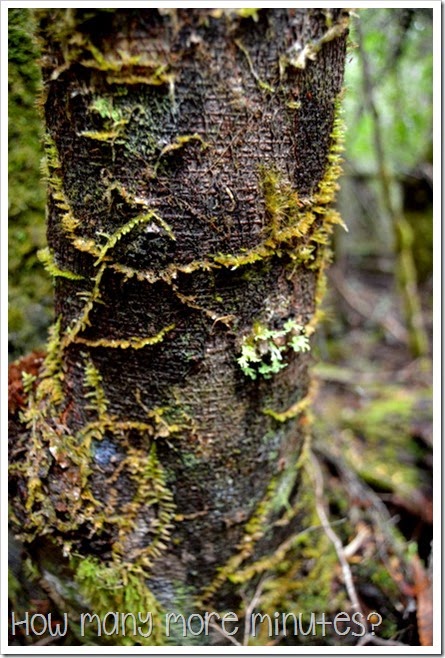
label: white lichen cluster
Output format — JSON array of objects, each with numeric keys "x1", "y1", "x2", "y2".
[{"x1": 238, "y1": 319, "x2": 310, "y2": 380}]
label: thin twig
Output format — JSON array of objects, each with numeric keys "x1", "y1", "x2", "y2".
[
  {"x1": 309, "y1": 450, "x2": 363, "y2": 615},
  {"x1": 309, "y1": 449, "x2": 414, "y2": 648},
  {"x1": 208, "y1": 576, "x2": 270, "y2": 647},
  {"x1": 208, "y1": 622, "x2": 242, "y2": 647},
  {"x1": 343, "y1": 525, "x2": 371, "y2": 559},
  {"x1": 242, "y1": 576, "x2": 270, "y2": 646},
  {"x1": 314, "y1": 443, "x2": 409, "y2": 565}
]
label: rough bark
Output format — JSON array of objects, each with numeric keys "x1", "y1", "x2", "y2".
[{"x1": 9, "y1": 8, "x2": 348, "y2": 644}]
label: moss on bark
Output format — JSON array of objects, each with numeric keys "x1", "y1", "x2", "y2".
[{"x1": 9, "y1": 8, "x2": 349, "y2": 646}]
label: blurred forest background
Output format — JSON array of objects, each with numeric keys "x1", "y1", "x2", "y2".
[{"x1": 8, "y1": 8, "x2": 434, "y2": 646}]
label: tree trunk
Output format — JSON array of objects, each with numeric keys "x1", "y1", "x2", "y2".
[{"x1": 10, "y1": 8, "x2": 348, "y2": 645}]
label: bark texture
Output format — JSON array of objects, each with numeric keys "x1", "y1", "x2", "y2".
[{"x1": 10, "y1": 8, "x2": 348, "y2": 638}]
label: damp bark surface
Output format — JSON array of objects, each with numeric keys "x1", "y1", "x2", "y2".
[{"x1": 10, "y1": 8, "x2": 348, "y2": 623}]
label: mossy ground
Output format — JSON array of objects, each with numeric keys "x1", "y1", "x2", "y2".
[{"x1": 309, "y1": 255, "x2": 432, "y2": 646}]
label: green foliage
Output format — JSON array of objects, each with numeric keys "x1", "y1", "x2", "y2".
[
  {"x1": 260, "y1": 168, "x2": 306, "y2": 234},
  {"x1": 74, "y1": 557, "x2": 166, "y2": 645},
  {"x1": 235, "y1": 8, "x2": 261, "y2": 21},
  {"x1": 94, "y1": 210, "x2": 175, "y2": 266},
  {"x1": 238, "y1": 319, "x2": 310, "y2": 380},
  {"x1": 90, "y1": 96, "x2": 124, "y2": 123},
  {"x1": 8, "y1": 569, "x2": 21, "y2": 609},
  {"x1": 83, "y1": 358, "x2": 108, "y2": 419},
  {"x1": 21, "y1": 370, "x2": 37, "y2": 394},
  {"x1": 38, "y1": 246, "x2": 85, "y2": 280},
  {"x1": 8, "y1": 9, "x2": 53, "y2": 359},
  {"x1": 344, "y1": 9, "x2": 432, "y2": 172}
]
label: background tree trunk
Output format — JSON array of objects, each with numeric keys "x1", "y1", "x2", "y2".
[{"x1": 10, "y1": 8, "x2": 348, "y2": 645}]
